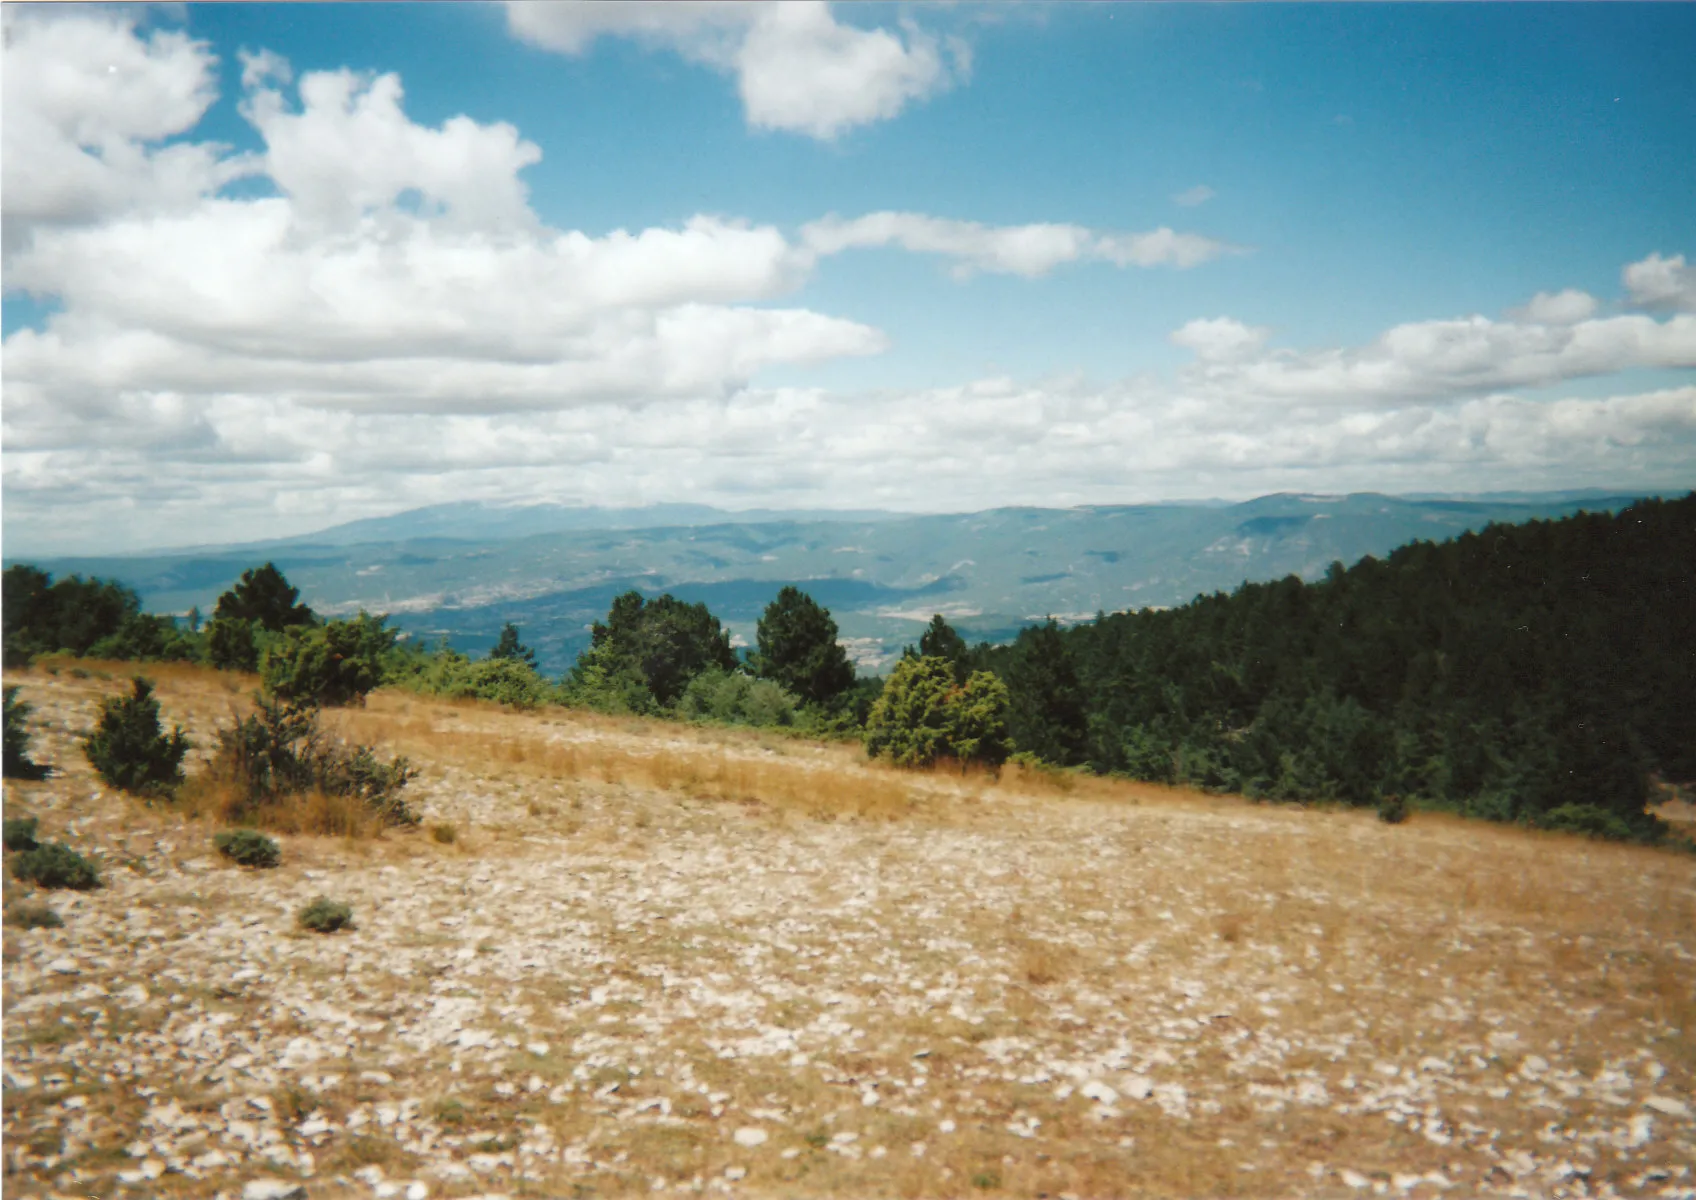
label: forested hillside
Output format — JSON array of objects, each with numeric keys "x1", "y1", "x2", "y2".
[
  {"x1": 14, "y1": 491, "x2": 1650, "y2": 673},
  {"x1": 7, "y1": 495, "x2": 1691, "y2": 841},
  {"x1": 972, "y1": 494, "x2": 1695, "y2": 839}
]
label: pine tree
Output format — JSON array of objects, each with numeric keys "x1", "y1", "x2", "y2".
[
  {"x1": 751, "y1": 587, "x2": 854, "y2": 706},
  {"x1": 488, "y1": 623, "x2": 537, "y2": 668}
]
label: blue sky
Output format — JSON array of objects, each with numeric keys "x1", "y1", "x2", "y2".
[{"x1": 3, "y1": 1, "x2": 1693, "y2": 553}]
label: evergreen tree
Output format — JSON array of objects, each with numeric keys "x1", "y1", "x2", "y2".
[
  {"x1": 1002, "y1": 620, "x2": 1089, "y2": 766},
  {"x1": 206, "y1": 616, "x2": 260, "y2": 673},
  {"x1": 2, "y1": 566, "x2": 142, "y2": 664},
  {"x1": 751, "y1": 586, "x2": 855, "y2": 706},
  {"x1": 3, "y1": 687, "x2": 48, "y2": 780},
  {"x1": 213, "y1": 563, "x2": 316, "y2": 632},
  {"x1": 488, "y1": 622, "x2": 537, "y2": 668},
  {"x1": 919, "y1": 614, "x2": 969, "y2": 669},
  {"x1": 582, "y1": 591, "x2": 737, "y2": 707},
  {"x1": 83, "y1": 677, "x2": 190, "y2": 797}
]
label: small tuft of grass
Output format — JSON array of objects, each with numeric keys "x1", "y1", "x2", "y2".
[
  {"x1": 6, "y1": 902, "x2": 63, "y2": 930},
  {"x1": 429, "y1": 821, "x2": 457, "y2": 845},
  {"x1": 298, "y1": 896, "x2": 354, "y2": 934},
  {"x1": 213, "y1": 828, "x2": 281, "y2": 868},
  {"x1": 273, "y1": 1084, "x2": 312, "y2": 1125},
  {"x1": 1378, "y1": 792, "x2": 1409, "y2": 824},
  {"x1": 10, "y1": 842, "x2": 101, "y2": 890},
  {"x1": 3, "y1": 816, "x2": 40, "y2": 851}
]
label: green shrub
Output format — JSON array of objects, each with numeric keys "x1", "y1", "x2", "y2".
[
  {"x1": 261, "y1": 613, "x2": 394, "y2": 707},
  {"x1": 206, "y1": 615, "x2": 260, "y2": 672},
  {"x1": 208, "y1": 694, "x2": 419, "y2": 826},
  {"x1": 575, "y1": 591, "x2": 737, "y2": 707},
  {"x1": 1377, "y1": 793, "x2": 1410, "y2": 824},
  {"x1": 11, "y1": 842, "x2": 101, "y2": 890},
  {"x1": 440, "y1": 657, "x2": 552, "y2": 708},
  {"x1": 213, "y1": 828, "x2": 281, "y2": 868},
  {"x1": 5, "y1": 902, "x2": 63, "y2": 929},
  {"x1": 1538, "y1": 802, "x2": 1639, "y2": 841},
  {"x1": 83, "y1": 677, "x2": 190, "y2": 797},
  {"x1": 3, "y1": 686, "x2": 48, "y2": 780},
  {"x1": 677, "y1": 669, "x2": 798, "y2": 727},
  {"x1": 559, "y1": 646, "x2": 657, "y2": 715},
  {"x1": 430, "y1": 822, "x2": 457, "y2": 845},
  {"x1": 298, "y1": 896, "x2": 353, "y2": 933},
  {"x1": 2, "y1": 565, "x2": 142, "y2": 665},
  {"x1": 865, "y1": 656, "x2": 1012, "y2": 769},
  {"x1": 3, "y1": 817, "x2": 40, "y2": 852},
  {"x1": 86, "y1": 613, "x2": 201, "y2": 663}
]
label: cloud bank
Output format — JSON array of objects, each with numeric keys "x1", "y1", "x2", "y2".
[{"x1": 2, "y1": 8, "x2": 1691, "y2": 555}]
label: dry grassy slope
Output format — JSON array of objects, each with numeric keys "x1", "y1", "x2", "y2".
[{"x1": 3, "y1": 664, "x2": 1694, "y2": 1200}]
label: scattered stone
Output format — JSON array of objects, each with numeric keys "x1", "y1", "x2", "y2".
[
  {"x1": 243, "y1": 1181, "x2": 307, "y2": 1200},
  {"x1": 732, "y1": 1127, "x2": 767, "y2": 1147},
  {"x1": 1645, "y1": 1096, "x2": 1691, "y2": 1118},
  {"x1": 1080, "y1": 1080, "x2": 1119, "y2": 1106}
]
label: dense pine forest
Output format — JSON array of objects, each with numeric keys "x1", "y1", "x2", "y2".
[
  {"x1": 966, "y1": 493, "x2": 1695, "y2": 840},
  {"x1": 5, "y1": 494, "x2": 1691, "y2": 841}
]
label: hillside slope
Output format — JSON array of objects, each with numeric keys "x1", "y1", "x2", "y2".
[{"x1": 4, "y1": 665, "x2": 1692, "y2": 1198}]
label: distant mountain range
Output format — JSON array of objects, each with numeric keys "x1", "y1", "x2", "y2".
[
  {"x1": 256, "y1": 501, "x2": 901, "y2": 548},
  {"x1": 9, "y1": 490, "x2": 1669, "y2": 674}
]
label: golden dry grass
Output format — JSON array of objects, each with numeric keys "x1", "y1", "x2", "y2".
[{"x1": 3, "y1": 662, "x2": 1693, "y2": 1199}]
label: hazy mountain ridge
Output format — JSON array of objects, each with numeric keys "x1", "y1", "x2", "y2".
[{"x1": 9, "y1": 491, "x2": 1661, "y2": 673}]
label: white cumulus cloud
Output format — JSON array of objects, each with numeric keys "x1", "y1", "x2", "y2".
[
  {"x1": 801, "y1": 212, "x2": 1240, "y2": 278},
  {"x1": 1172, "y1": 301, "x2": 1696, "y2": 403},
  {"x1": 241, "y1": 68, "x2": 543, "y2": 230},
  {"x1": 504, "y1": 0, "x2": 967, "y2": 139},
  {"x1": 1624, "y1": 252, "x2": 1696, "y2": 313},
  {"x1": 1509, "y1": 288, "x2": 1599, "y2": 326},
  {"x1": 1170, "y1": 317, "x2": 1271, "y2": 362},
  {"x1": 0, "y1": 8, "x2": 251, "y2": 254}
]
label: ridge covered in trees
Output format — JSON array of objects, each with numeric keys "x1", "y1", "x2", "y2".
[
  {"x1": 970, "y1": 493, "x2": 1695, "y2": 840},
  {"x1": 4, "y1": 495, "x2": 1689, "y2": 841}
]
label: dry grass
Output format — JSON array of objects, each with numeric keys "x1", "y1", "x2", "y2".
[
  {"x1": 3, "y1": 662, "x2": 1693, "y2": 1199},
  {"x1": 327, "y1": 689, "x2": 930, "y2": 823}
]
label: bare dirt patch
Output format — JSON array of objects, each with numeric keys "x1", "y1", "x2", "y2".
[{"x1": 4, "y1": 666, "x2": 1693, "y2": 1198}]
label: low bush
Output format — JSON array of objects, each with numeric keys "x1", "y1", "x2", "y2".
[
  {"x1": 677, "y1": 669, "x2": 799, "y2": 727},
  {"x1": 11, "y1": 842, "x2": 101, "y2": 890},
  {"x1": 213, "y1": 828, "x2": 281, "y2": 868},
  {"x1": 3, "y1": 816, "x2": 40, "y2": 852},
  {"x1": 864, "y1": 656, "x2": 1012, "y2": 769},
  {"x1": 299, "y1": 896, "x2": 354, "y2": 933},
  {"x1": 1377, "y1": 793, "x2": 1410, "y2": 824},
  {"x1": 202, "y1": 694, "x2": 419, "y2": 829},
  {"x1": 429, "y1": 822, "x2": 457, "y2": 845},
  {"x1": 5, "y1": 902, "x2": 63, "y2": 930},
  {"x1": 262, "y1": 613, "x2": 394, "y2": 707},
  {"x1": 3, "y1": 686, "x2": 49, "y2": 780},
  {"x1": 1538, "y1": 802, "x2": 1639, "y2": 842},
  {"x1": 83, "y1": 677, "x2": 190, "y2": 797}
]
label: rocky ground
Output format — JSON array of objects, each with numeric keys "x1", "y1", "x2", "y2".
[{"x1": 3, "y1": 664, "x2": 1694, "y2": 1199}]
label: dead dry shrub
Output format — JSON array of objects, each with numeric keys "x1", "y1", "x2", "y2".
[{"x1": 178, "y1": 694, "x2": 417, "y2": 837}]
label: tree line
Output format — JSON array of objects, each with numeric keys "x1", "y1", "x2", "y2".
[
  {"x1": 947, "y1": 493, "x2": 1693, "y2": 841},
  {"x1": 4, "y1": 493, "x2": 1690, "y2": 840}
]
